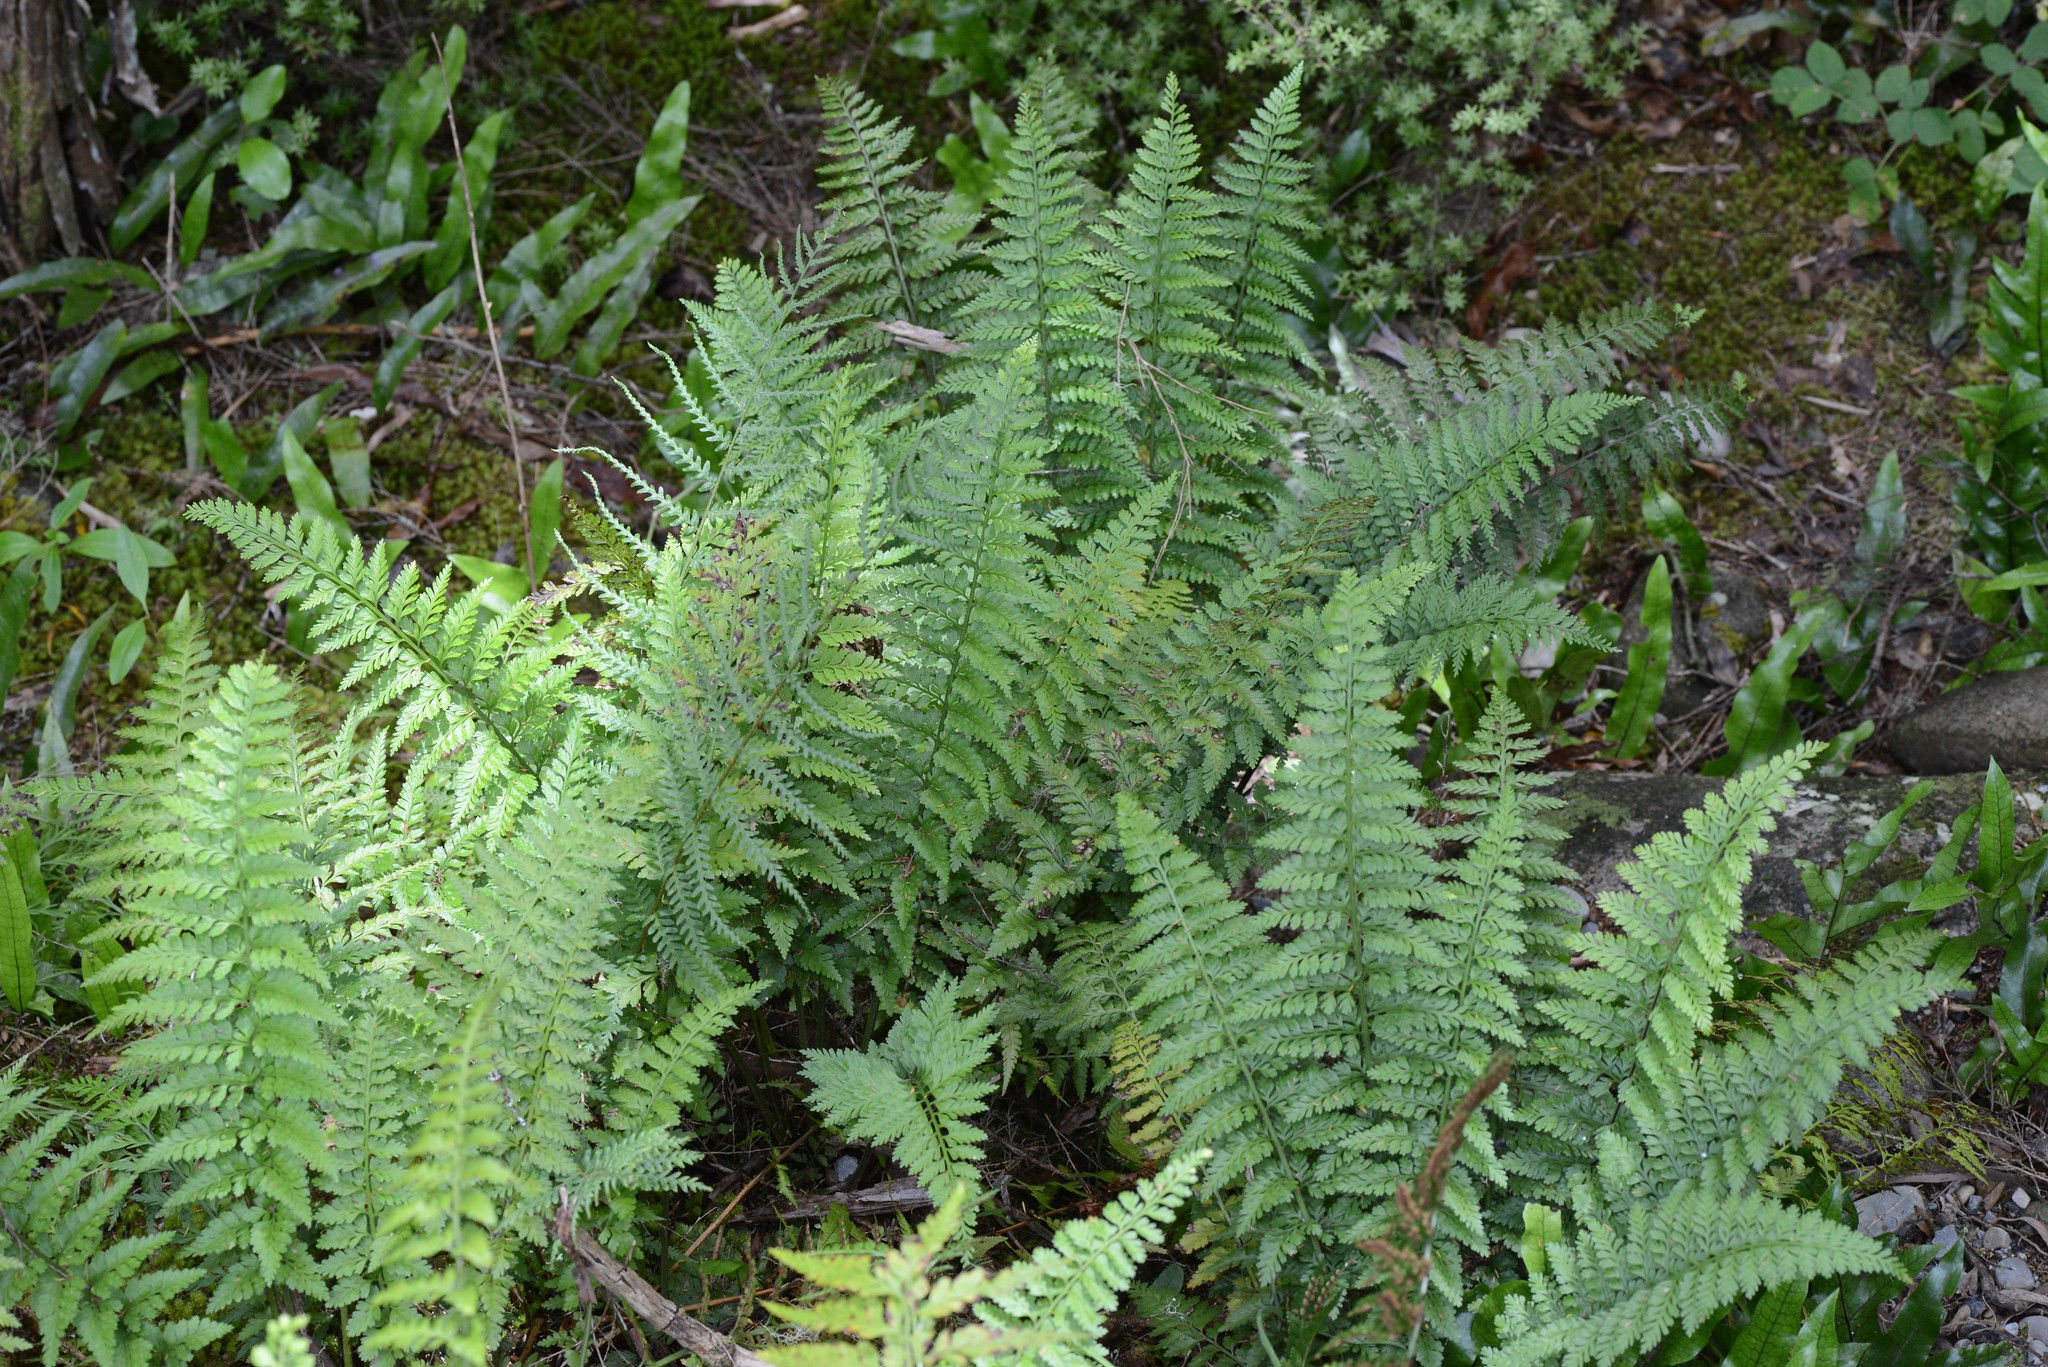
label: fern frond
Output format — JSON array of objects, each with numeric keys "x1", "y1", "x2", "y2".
[
  {"x1": 815, "y1": 79, "x2": 975, "y2": 339},
  {"x1": 188, "y1": 502, "x2": 574, "y2": 827},
  {"x1": 961, "y1": 68, "x2": 1133, "y2": 506},
  {"x1": 1210, "y1": 65, "x2": 1317, "y2": 392},
  {"x1": 1615, "y1": 928, "x2": 1954, "y2": 1199},
  {"x1": 94, "y1": 661, "x2": 337, "y2": 1317},
  {"x1": 366, "y1": 996, "x2": 513, "y2": 1367},
  {"x1": 1490, "y1": 1189, "x2": 1895, "y2": 1367},
  {"x1": 801, "y1": 978, "x2": 997, "y2": 1198}
]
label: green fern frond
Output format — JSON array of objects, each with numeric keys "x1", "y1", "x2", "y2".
[
  {"x1": 94, "y1": 661, "x2": 337, "y2": 1318},
  {"x1": 188, "y1": 502, "x2": 574, "y2": 826},
  {"x1": 1615, "y1": 928, "x2": 1954, "y2": 1199},
  {"x1": 815, "y1": 79, "x2": 975, "y2": 339},
  {"x1": 366, "y1": 996, "x2": 513, "y2": 1367},
  {"x1": 1210, "y1": 65, "x2": 1318, "y2": 392},
  {"x1": 1490, "y1": 1189, "x2": 1895, "y2": 1367},
  {"x1": 801, "y1": 978, "x2": 997, "y2": 1198}
]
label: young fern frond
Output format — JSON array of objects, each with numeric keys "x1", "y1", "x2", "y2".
[
  {"x1": 961, "y1": 69, "x2": 1132, "y2": 501},
  {"x1": 366, "y1": 996, "x2": 513, "y2": 1367},
  {"x1": 815, "y1": 79, "x2": 974, "y2": 338},
  {"x1": 187, "y1": 502, "x2": 574, "y2": 826},
  {"x1": 94, "y1": 662, "x2": 337, "y2": 1318},
  {"x1": 801, "y1": 978, "x2": 998, "y2": 1199},
  {"x1": 1489, "y1": 1189, "x2": 1896, "y2": 1367},
  {"x1": 1210, "y1": 63, "x2": 1317, "y2": 393}
]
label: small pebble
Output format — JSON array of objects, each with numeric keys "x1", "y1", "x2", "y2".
[
  {"x1": 2027, "y1": 1316, "x2": 2048, "y2": 1345},
  {"x1": 2016, "y1": 1188, "x2": 2034, "y2": 1211},
  {"x1": 1931, "y1": 1225, "x2": 1960, "y2": 1254},
  {"x1": 1995, "y1": 1256, "x2": 2040, "y2": 1292},
  {"x1": 1970, "y1": 1196, "x2": 1985, "y2": 1211},
  {"x1": 1984, "y1": 1227, "x2": 2014, "y2": 1252},
  {"x1": 1581, "y1": 919, "x2": 1599, "y2": 935}
]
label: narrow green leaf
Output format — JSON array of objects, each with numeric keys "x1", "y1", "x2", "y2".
[
  {"x1": 528, "y1": 458, "x2": 565, "y2": 591},
  {"x1": 0, "y1": 257, "x2": 154, "y2": 300},
  {"x1": 242, "y1": 382, "x2": 341, "y2": 496},
  {"x1": 280, "y1": 428, "x2": 349, "y2": 537},
  {"x1": 326, "y1": 417, "x2": 372, "y2": 507},
  {"x1": 1727, "y1": 1277, "x2": 1806, "y2": 1367},
  {"x1": 1606, "y1": 555, "x2": 1672, "y2": 760},
  {"x1": 0, "y1": 562, "x2": 36, "y2": 702},
  {"x1": 0, "y1": 851, "x2": 32, "y2": 1011},
  {"x1": 533, "y1": 195, "x2": 696, "y2": 359},
  {"x1": 1978, "y1": 759, "x2": 2016, "y2": 895},
  {"x1": 99, "y1": 349, "x2": 182, "y2": 408},
  {"x1": 424, "y1": 110, "x2": 509, "y2": 292},
  {"x1": 375, "y1": 277, "x2": 466, "y2": 410},
  {"x1": 180, "y1": 367, "x2": 210, "y2": 473},
  {"x1": 111, "y1": 104, "x2": 241, "y2": 251},
  {"x1": 258, "y1": 240, "x2": 435, "y2": 338},
  {"x1": 1641, "y1": 487, "x2": 1712, "y2": 598},
  {"x1": 55, "y1": 284, "x2": 109, "y2": 327},
  {"x1": 40, "y1": 609, "x2": 111, "y2": 772},
  {"x1": 50, "y1": 321, "x2": 126, "y2": 438},
  {"x1": 107, "y1": 618, "x2": 146, "y2": 685},
  {"x1": 625, "y1": 81, "x2": 692, "y2": 228},
  {"x1": 203, "y1": 418, "x2": 248, "y2": 489},
  {"x1": 179, "y1": 171, "x2": 216, "y2": 268}
]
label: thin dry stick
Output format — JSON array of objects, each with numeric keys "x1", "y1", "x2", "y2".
[
  {"x1": 432, "y1": 34, "x2": 532, "y2": 581},
  {"x1": 681, "y1": 1123, "x2": 817, "y2": 1259}
]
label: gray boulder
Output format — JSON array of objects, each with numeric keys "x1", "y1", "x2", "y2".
[
  {"x1": 1551, "y1": 770, "x2": 2043, "y2": 927},
  {"x1": 1888, "y1": 667, "x2": 2048, "y2": 774}
]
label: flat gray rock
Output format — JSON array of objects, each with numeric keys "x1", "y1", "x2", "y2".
[
  {"x1": 1888, "y1": 667, "x2": 2048, "y2": 774},
  {"x1": 1994, "y1": 1255, "x2": 2040, "y2": 1291},
  {"x1": 1855, "y1": 1184, "x2": 1927, "y2": 1237},
  {"x1": 1551, "y1": 770, "x2": 2045, "y2": 927}
]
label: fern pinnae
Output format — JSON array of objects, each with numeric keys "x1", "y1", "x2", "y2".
[{"x1": 1211, "y1": 64, "x2": 1318, "y2": 390}]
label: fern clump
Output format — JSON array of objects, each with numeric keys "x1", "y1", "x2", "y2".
[{"x1": 0, "y1": 58, "x2": 1932, "y2": 1367}]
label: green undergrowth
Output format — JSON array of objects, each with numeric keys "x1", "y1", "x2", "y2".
[{"x1": 0, "y1": 398, "x2": 541, "y2": 775}]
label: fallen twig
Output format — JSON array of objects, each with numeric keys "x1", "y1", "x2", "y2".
[
  {"x1": 730, "y1": 4, "x2": 806, "y2": 37},
  {"x1": 872, "y1": 319, "x2": 968, "y2": 355},
  {"x1": 552, "y1": 1191, "x2": 776, "y2": 1367},
  {"x1": 741, "y1": 1176, "x2": 933, "y2": 1224}
]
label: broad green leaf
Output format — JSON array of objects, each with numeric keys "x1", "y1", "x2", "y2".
[
  {"x1": 239, "y1": 64, "x2": 288, "y2": 123},
  {"x1": 1606, "y1": 555, "x2": 1671, "y2": 760},
  {"x1": 1520, "y1": 1203, "x2": 1563, "y2": 1277},
  {"x1": 110, "y1": 103, "x2": 240, "y2": 251},
  {"x1": 99, "y1": 349, "x2": 182, "y2": 408},
  {"x1": 1727, "y1": 1277, "x2": 1805, "y2": 1367},
  {"x1": 1889, "y1": 198, "x2": 1933, "y2": 276},
  {"x1": 528, "y1": 458, "x2": 565, "y2": 591},
  {"x1": 450, "y1": 553, "x2": 530, "y2": 615},
  {"x1": 0, "y1": 847, "x2": 32, "y2": 1011},
  {"x1": 326, "y1": 417, "x2": 372, "y2": 507},
  {"x1": 280, "y1": 428, "x2": 349, "y2": 536},
  {"x1": 532, "y1": 194, "x2": 696, "y2": 359},
  {"x1": 179, "y1": 171, "x2": 216, "y2": 267},
  {"x1": 624, "y1": 81, "x2": 691, "y2": 228},
  {"x1": 49, "y1": 320, "x2": 125, "y2": 438},
  {"x1": 107, "y1": 618, "x2": 146, "y2": 685},
  {"x1": 0, "y1": 257, "x2": 154, "y2": 300},
  {"x1": 1806, "y1": 40, "x2": 1846, "y2": 86},
  {"x1": 236, "y1": 136, "x2": 293, "y2": 202}
]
